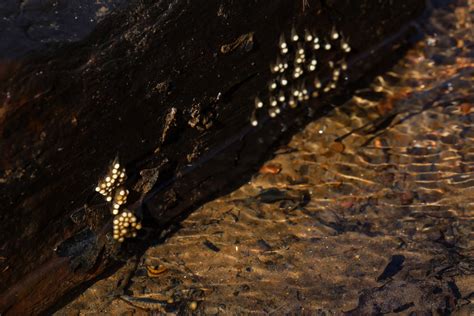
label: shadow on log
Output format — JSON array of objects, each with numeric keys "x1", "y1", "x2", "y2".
[{"x1": 0, "y1": 0, "x2": 425, "y2": 314}]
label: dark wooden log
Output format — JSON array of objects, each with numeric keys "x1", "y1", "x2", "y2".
[{"x1": 0, "y1": 0, "x2": 425, "y2": 314}]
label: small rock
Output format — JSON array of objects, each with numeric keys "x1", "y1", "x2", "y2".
[{"x1": 189, "y1": 301, "x2": 198, "y2": 311}]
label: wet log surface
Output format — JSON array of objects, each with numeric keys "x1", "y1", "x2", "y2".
[
  {"x1": 0, "y1": 0, "x2": 428, "y2": 314},
  {"x1": 58, "y1": 2, "x2": 473, "y2": 314}
]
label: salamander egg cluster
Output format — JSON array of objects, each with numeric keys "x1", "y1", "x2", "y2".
[
  {"x1": 95, "y1": 161, "x2": 126, "y2": 202},
  {"x1": 112, "y1": 188, "x2": 129, "y2": 215},
  {"x1": 112, "y1": 210, "x2": 142, "y2": 242},
  {"x1": 250, "y1": 26, "x2": 351, "y2": 126},
  {"x1": 95, "y1": 158, "x2": 142, "y2": 242}
]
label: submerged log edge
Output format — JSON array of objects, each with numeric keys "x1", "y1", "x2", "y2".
[{"x1": 0, "y1": 1, "x2": 425, "y2": 314}]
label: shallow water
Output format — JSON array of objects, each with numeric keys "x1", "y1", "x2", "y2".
[{"x1": 59, "y1": 1, "x2": 473, "y2": 314}]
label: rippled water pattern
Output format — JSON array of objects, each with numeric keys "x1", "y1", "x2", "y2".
[{"x1": 59, "y1": 1, "x2": 473, "y2": 315}]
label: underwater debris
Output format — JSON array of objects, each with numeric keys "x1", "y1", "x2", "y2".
[
  {"x1": 146, "y1": 264, "x2": 168, "y2": 277},
  {"x1": 119, "y1": 295, "x2": 169, "y2": 311}
]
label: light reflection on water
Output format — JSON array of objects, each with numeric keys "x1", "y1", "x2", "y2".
[{"x1": 59, "y1": 1, "x2": 473, "y2": 314}]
